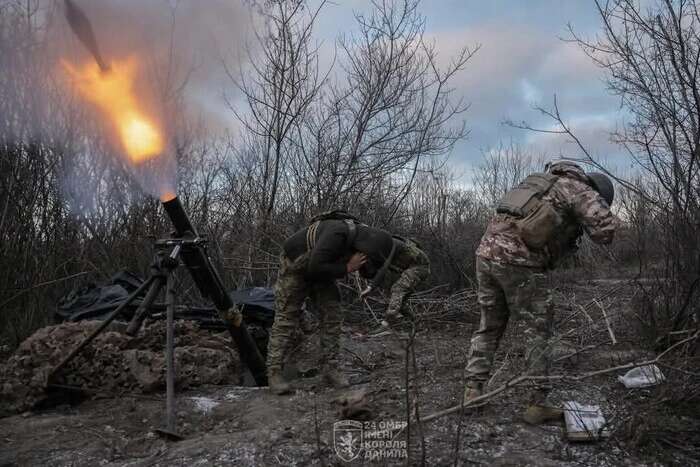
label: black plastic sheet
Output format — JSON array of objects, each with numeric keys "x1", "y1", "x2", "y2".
[{"x1": 55, "y1": 270, "x2": 275, "y2": 328}]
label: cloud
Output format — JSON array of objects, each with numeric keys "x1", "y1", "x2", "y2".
[
  {"x1": 425, "y1": 18, "x2": 623, "y2": 170},
  {"x1": 520, "y1": 79, "x2": 543, "y2": 104},
  {"x1": 21, "y1": 0, "x2": 255, "y2": 204},
  {"x1": 537, "y1": 40, "x2": 602, "y2": 83},
  {"x1": 523, "y1": 112, "x2": 629, "y2": 165},
  {"x1": 48, "y1": 0, "x2": 252, "y2": 133}
]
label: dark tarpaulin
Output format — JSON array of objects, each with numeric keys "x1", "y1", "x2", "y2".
[{"x1": 55, "y1": 270, "x2": 275, "y2": 328}]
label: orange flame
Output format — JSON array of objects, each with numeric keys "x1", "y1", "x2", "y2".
[
  {"x1": 63, "y1": 58, "x2": 164, "y2": 164},
  {"x1": 159, "y1": 191, "x2": 177, "y2": 202}
]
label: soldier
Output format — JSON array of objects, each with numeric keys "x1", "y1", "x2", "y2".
[
  {"x1": 267, "y1": 213, "x2": 394, "y2": 395},
  {"x1": 464, "y1": 161, "x2": 617, "y2": 424},
  {"x1": 360, "y1": 236, "x2": 431, "y2": 323}
]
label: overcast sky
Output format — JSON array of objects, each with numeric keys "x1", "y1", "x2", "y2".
[
  {"x1": 313, "y1": 1, "x2": 629, "y2": 178},
  {"x1": 53, "y1": 0, "x2": 632, "y2": 181}
]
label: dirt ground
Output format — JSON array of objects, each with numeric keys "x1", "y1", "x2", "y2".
[{"x1": 1, "y1": 279, "x2": 698, "y2": 466}]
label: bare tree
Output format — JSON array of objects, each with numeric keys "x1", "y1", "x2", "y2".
[
  {"x1": 227, "y1": 0, "x2": 328, "y2": 227},
  {"x1": 575, "y1": 0, "x2": 700, "y2": 330},
  {"x1": 472, "y1": 140, "x2": 544, "y2": 209},
  {"x1": 509, "y1": 0, "x2": 700, "y2": 330},
  {"x1": 0, "y1": 0, "x2": 478, "y2": 347},
  {"x1": 290, "y1": 0, "x2": 477, "y2": 223}
]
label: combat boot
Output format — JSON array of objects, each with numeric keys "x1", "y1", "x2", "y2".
[
  {"x1": 268, "y1": 370, "x2": 293, "y2": 395},
  {"x1": 463, "y1": 382, "x2": 483, "y2": 405},
  {"x1": 522, "y1": 404, "x2": 563, "y2": 425},
  {"x1": 322, "y1": 366, "x2": 350, "y2": 389},
  {"x1": 384, "y1": 310, "x2": 401, "y2": 324}
]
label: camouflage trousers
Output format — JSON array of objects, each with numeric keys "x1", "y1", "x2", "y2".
[
  {"x1": 465, "y1": 257, "x2": 554, "y2": 401},
  {"x1": 386, "y1": 265, "x2": 430, "y2": 316},
  {"x1": 267, "y1": 253, "x2": 342, "y2": 373},
  {"x1": 386, "y1": 241, "x2": 430, "y2": 316}
]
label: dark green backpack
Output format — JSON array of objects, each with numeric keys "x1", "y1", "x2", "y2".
[
  {"x1": 309, "y1": 210, "x2": 361, "y2": 224},
  {"x1": 392, "y1": 234, "x2": 423, "y2": 251},
  {"x1": 307, "y1": 210, "x2": 361, "y2": 251}
]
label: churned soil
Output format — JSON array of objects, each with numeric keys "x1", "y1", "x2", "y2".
[
  {"x1": 0, "y1": 320, "x2": 240, "y2": 417},
  {"x1": 1, "y1": 279, "x2": 697, "y2": 466}
]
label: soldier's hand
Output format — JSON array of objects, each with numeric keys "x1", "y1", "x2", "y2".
[{"x1": 346, "y1": 252, "x2": 368, "y2": 273}]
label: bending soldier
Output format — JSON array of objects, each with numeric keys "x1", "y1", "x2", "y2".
[
  {"x1": 361, "y1": 236, "x2": 431, "y2": 322},
  {"x1": 464, "y1": 161, "x2": 617, "y2": 424},
  {"x1": 267, "y1": 213, "x2": 394, "y2": 395}
]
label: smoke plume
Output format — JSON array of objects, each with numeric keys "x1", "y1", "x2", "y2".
[{"x1": 2, "y1": 0, "x2": 253, "y2": 205}]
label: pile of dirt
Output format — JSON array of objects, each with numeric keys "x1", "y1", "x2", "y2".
[{"x1": 0, "y1": 320, "x2": 241, "y2": 416}]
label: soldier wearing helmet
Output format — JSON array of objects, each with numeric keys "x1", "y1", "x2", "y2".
[
  {"x1": 267, "y1": 212, "x2": 395, "y2": 395},
  {"x1": 464, "y1": 160, "x2": 617, "y2": 424}
]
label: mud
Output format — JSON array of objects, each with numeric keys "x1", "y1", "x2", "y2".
[
  {"x1": 0, "y1": 320, "x2": 240, "y2": 416},
  {"x1": 1, "y1": 280, "x2": 698, "y2": 466}
]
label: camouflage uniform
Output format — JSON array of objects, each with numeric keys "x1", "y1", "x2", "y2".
[
  {"x1": 384, "y1": 239, "x2": 431, "y2": 316},
  {"x1": 267, "y1": 253, "x2": 342, "y2": 373},
  {"x1": 466, "y1": 163, "x2": 617, "y2": 401},
  {"x1": 266, "y1": 220, "x2": 394, "y2": 380}
]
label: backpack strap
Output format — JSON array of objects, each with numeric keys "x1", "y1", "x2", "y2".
[
  {"x1": 392, "y1": 234, "x2": 407, "y2": 244},
  {"x1": 309, "y1": 209, "x2": 361, "y2": 224},
  {"x1": 496, "y1": 172, "x2": 558, "y2": 218},
  {"x1": 306, "y1": 219, "x2": 358, "y2": 252},
  {"x1": 306, "y1": 221, "x2": 320, "y2": 251},
  {"x1": 344, "y1": 219, "x2": 357, "y2": 250}
]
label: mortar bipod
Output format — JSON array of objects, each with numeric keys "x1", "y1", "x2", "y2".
[
  {"x1": 124, "y1": 239, "x2": 203, "y2": 336},
  {"x1": 48, "y1": 239, "x2": 190, "y2": 440}
]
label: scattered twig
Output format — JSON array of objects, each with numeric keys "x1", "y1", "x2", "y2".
[
  {"x1": 408, "y1": 320, "x2": 426, "y2": 466},
  {"x1": 404, "y1": 322, "x2": 412, "y2": 466},
  {"x1": 596, "y1": 299, "x2": 617, "y2": 345},
  {"x1": 451, "y1": 351, "x2": 469, "y2": 466},
  {"x1": 420, "y1": 331, "x2": 699, "y2": 424},
  {"x1": 0, "y1": 272, "x2": 90, "y2": 309},
  {"x1": 578, "y1": 304, "x2": 595, "y2": 324},
  {"x1": 353, "y1": 272, "x2": 383, "y2": 326},
  {"x1": 343, "y1": 347, "x2": 373, "y2": 372},
  {"x1": 487, "y1": 350, "x2": 511, "y2": 388},
  {"x1": 313, "y1": 396, "x2": 327, "y2": 467},
  {"x1": 553, "y1": 343, "x2": 603, "y2": 363}
]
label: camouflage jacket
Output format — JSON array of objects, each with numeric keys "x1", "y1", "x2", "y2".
[
  {"x1": 283, "y1": 220, "x2": 394, "y2": 281},
  {"x1": 359, "y1": 237, "x2": 429, "y2": 287},
  {"x1": 389, "y1": 238, "x2": 430, "y2": 273},
  {"x1": 476, "y1": 163, "x2": 617, "y2": 269}
]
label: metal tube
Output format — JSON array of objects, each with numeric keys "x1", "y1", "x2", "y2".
[
  {"x1": 165, "y1": 271, "x2": 176, "y2": 433},
  {"x1": 50, "y1": 276, "x2": 155, "y2": 380},
  {"x1": 162, "y1": 197, "x2": 197, "y2": 237},
  {"x1": 126, "y1": 244, "x2": 182, "y2": 337},
  {"x1": 125, "y1": 277, "x2": 163, "y2": 336},
  {"x1": 160, "y1": 196, "x2": 268, "y2": 386}
]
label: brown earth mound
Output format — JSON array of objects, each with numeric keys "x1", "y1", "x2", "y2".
[{"x1": 0, "y1": 320, "x2": 241, "y2": 416}]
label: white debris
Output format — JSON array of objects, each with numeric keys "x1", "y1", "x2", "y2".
[
  {"x1": 617, "y1": 364, "x2": 665, "y2": 388},
  {"x1": 563, "y1": 401, "x2": 610, "y2": 441},
  {"x1": 224, "y1": 391, "x2": 242, "y2": 402},
  {"x1": 224, "y1": 386, "x2": 263, "y2": 401},
  {"x1": 190, "y1": 396, "x2": 220, "y2": 414}
]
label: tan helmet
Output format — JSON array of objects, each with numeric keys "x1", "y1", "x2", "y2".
[
  {"x1": 544, "y1": 160, "x2": 583, "y2": 174},
  {"x1": 587, "y1": 172, "x2": 614, "y2": 205}
]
